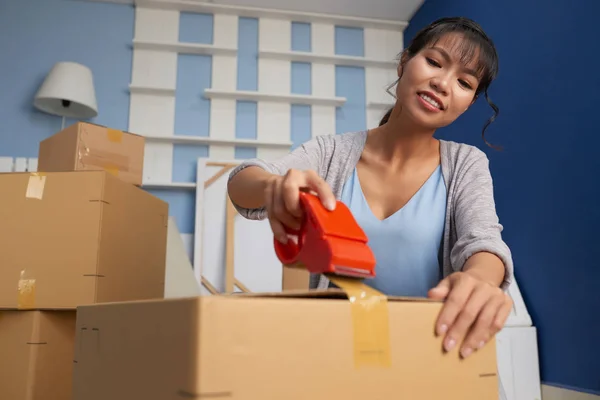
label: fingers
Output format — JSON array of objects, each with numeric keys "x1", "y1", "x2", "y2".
[
  {"x1": 282, "y1": 170, "x2": 303, "y2": 218},
  {"x1": 265, "y1": 180, "x2": 288, "y2": 244},
  {"x1": 304, "y1": 170, "x2": 336, "y2": 210},
  {"x1": 442, "y1": 281, "x2": 488, "y2": 353},
  {"x1": 273, "y1": 177, "x2": 301, "y2": 230},
  {"x1": 493, "y1": 294, "x2": 513, "y2": 332},
  {"x1": 266, "y1": 169, "x2": 335, "y2": 242},
  {"x1": 433, "y1": 274, "x2": 471, "y2": 340},
  {"x1": 459, "y1": 290, "x2": 506, "y2": 358},
  {"x1": 428, "y1": 277, "x2": 451, "y2": 301}
]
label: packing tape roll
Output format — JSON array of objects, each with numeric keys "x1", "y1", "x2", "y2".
[
  {"x1": 328, "y1": 275, "x2": 392, "y2": 368},
  {"x1": 17, "y1": 270, "x2": 36, "y2": 309},
  {"x1": 26, "y1": 173, "x2": 46, "y2": 200},
  {"x1": 106, "y1": 128, "x2": 123, "y2": 143}
]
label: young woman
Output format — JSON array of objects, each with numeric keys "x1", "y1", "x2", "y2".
[{"x1": 227, "y1": 17, "x2": 514, "y2": 359}]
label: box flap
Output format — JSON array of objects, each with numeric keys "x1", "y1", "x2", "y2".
[
  {"x1": 76, "y1": 121, "x2": 143, "y2": 138},
  {"x1": 227, "y1": 288, "x2": 440, "y2": 302}
]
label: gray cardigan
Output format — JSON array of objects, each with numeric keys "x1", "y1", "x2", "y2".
[{"x1": 228, "y1": 130, "x2": 513, "y2": 291}]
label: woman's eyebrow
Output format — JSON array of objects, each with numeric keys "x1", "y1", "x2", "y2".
[{"x1": 430, "y1": 47, "x2": 480, "y2": 78}]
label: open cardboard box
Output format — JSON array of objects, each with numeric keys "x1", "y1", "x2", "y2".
[{"x1": 73, "y1": 289, "x2": 498, "y2": 400}]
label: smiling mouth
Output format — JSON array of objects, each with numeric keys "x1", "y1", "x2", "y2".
[{"x1": 417, "y1": 92, "x2": 444, "y2": 110}]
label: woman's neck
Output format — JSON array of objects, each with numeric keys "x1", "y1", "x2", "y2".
[{"x1": 366, "y1": 110, "x2": 439, "y2": 168}]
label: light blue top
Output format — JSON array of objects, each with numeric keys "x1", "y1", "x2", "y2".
[{"x1": 338, "y1": 166, "x2": 447, "y2": 297}]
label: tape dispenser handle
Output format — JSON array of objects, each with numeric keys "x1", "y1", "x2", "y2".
[{"x1": 273, "y1": 192, "x2": 311, "y2": 264}]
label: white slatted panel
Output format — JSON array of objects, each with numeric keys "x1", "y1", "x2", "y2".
[
  {"x1": 209, "y1": 14, "x2": 239, "y2": 160},
  {"x1": 0, "y1": 157, "x2": 39, "y2": 173},
  {"x1": 365, "y1": 27, "x2": 401, "y2": 128},
  {"x1": 131, "y1": 7, "x2": 179, "y2": 184},
  {"x1": 311, "y1": 22, "x2": 336, "y2": 137},
  {"x1": 257, "y1": 18, "x2": 291, "y2": 160}
]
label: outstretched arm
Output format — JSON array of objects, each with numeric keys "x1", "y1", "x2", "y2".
[{"x1": 429, "y1": 150, "x2": 513, "y2": 359}]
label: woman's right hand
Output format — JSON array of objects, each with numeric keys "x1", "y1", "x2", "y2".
[{"x1": 264, "y1": 169, "x2": 336, "y2": 244}]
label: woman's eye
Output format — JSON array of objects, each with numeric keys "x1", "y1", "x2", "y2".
[
  {"x1": 426, "y1": 57, "x2": 441, "y2": 67},
  {"x1": 458, "y1": 79, "x2": 473, "y2": 90}
]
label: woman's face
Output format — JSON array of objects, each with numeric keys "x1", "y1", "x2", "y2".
[{"x1": 395, "y1": 33, "x2": 482, "y2": 129}]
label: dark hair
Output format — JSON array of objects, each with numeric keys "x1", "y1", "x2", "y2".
[{"x1": 379, "y1": 17, "x2": 500, "y2": 148}]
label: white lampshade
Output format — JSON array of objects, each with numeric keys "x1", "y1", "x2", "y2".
[{"x1": 34, "y1": 62, "x2": 98, "y2": 119}]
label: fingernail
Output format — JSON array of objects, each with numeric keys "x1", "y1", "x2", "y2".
[
  {"x1": 327, "y1": 200, "x2": 336, "y2": 210},
  {"x1": 461, "y1": 347, "x2": 473, "y2": 358},
  {"x1": 444, "y1": 337, "x2": 456, "y2": 352},
  {"x1": 437, "y1": 324, "x2": 448, "y2": 336},
  {"x1": 277, "y1": 235, "x2": 288, "y2": 244},
  {"x1": 478, "y1": 341, "x2": 485, "y2": 349}
]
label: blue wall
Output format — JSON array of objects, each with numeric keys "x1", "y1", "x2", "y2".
[
  {"x1": 0, "y1": 0, "x2": 134, "y2": 156},
  {"x1": 407, "y1": 0, "x2": 600, "y2": 394}
]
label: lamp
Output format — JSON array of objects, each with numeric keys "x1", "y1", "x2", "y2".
[{"x1": 34, "y1": 61, "x2": 98, "y2": 129}]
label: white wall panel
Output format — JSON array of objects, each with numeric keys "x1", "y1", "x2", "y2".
[
  {"x1": 257, "y1": 18, "x2": 291, "y2": 159},
  {"x1": 364, "y1": 27, "x2": 403, "y2": 61},
  {"x1": 210, "y1": 14, "x2": 239, "y2": 160},
  {"x1": 134, "y1": 7, "x2": 179, "y2": 41},
  {"x1": 131, "y1": 7, "x2": 179, "y2": 184},
  {"x1": 311, "y1": 23, "x2": 336, "y2": 137},
  {"x1": 131, "y1": 50, "x2": 177, "y2": 89},
  {"x1": 365, "y1": 27, "x2": 400, "y2": 129},
  {"x1": 129, "y1": 93, "x2": 175, "y2": 183}
]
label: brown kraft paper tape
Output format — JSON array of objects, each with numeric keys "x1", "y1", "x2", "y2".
[
  {"x1": 327, "y1": 275, "x2": 392, "y2": 368},
  {"x1": 106, "y1": 128, "x2": 124, "y2": 143},
  {"x1": 25, "y1": 172, "x2": 46, "y2": 200},
  {"x1": 78, "y1": 147, "x2": 130, "y2": 174},
  {"x1": 18, "y1": 270, "x2": 36, "y2": 309}
]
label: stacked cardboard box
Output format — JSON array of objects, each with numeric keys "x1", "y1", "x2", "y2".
[{"x1": 0, "y1": 122, "x2": 168, "y2": 400}]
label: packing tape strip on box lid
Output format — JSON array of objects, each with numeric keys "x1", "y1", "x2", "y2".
[
  {"x1": 78, "y1": 147, "x2": 130, "y2": 176},
  {"x1": 26, "y1": 172, "x2": 46, "y2": 200},
  {"x1": 327, "y1": 275, "x2": 392, "y2": 368},
  {"x1": 18, "y1": 270, "x2": 36, "y2": 309}
]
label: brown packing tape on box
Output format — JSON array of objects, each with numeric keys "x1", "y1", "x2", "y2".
[
  {"x1": 76, "y1": 125, "x2": 128, "y2": 176},
  {"x1": 18, "y1": 270, "x2": 36, "y2": 309},
  {"x1": 106, "y1": 128, "x2": 123, "y2": 143},
  {"x1": 25, "y1": 172, "x2": 46, "y2": 200},
  {"x1": 77, "y1": 146, "x2": 130, "y2": 177},
  {"x1": 326, "y1": 275, "x2": 392, "y2": 368}
]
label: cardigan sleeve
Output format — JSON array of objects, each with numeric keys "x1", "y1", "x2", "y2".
[
  {"x1": 227, "y1": 135, "x2": 326, "y2": 220},
  {"x1": 450, "y1": 149, "x2": 514, "y2": 291}
]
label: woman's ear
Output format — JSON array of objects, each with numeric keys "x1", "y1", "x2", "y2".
[{"x1": 397, "y1": 51, "x2": 410, "y2": 78}]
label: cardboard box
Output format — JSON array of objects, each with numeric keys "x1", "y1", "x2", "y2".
[
  {"x1": 72, "y1": 292, "x2": 499, "y2": 400},
  {"x1": 0, "y1": 310, "x2": 76, "y2": 400},
  {"x1": 0, "y1": 171, "x2": 168, "y2": 309},
  {"x1": 38, "y1": 122, "x2": 144, "y2": 186},
  {"x1": 282, "y1": 265, "x2": 310, "y2": 290}
]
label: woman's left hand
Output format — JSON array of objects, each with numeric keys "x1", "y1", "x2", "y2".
[{"x1": 428, "y1": 271, "x2": 513, "y2": 358}]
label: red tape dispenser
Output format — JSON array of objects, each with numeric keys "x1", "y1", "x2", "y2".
[{"x1": 274, "y1": 191, "x2": 376, "y2": 279}]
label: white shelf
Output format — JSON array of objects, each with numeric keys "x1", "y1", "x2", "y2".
[
  {"x1": 368, "y1": 101, "x2": 395, "y2": 109},
  {"x1": 259, "y1": 50, "x2": 397, "y2": 69},
  {"x1": 132, "y1": 39, "x2": 237, "y2": 56},
  {"x1": 133, "y1": 0, "x2": 407, "y2": 30},
  {"x1": 143, "y1": 134, "x2": 293, "y2": 149},
  {"x1": 143, "y1": 181, "x2": 197, "y2": 190},
  {"x1": 204, "y1": 89, "x2": 346, "y2": 106},
  {"x1": 129, "y1": 85, "x2": 176, "y2": 96}
]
